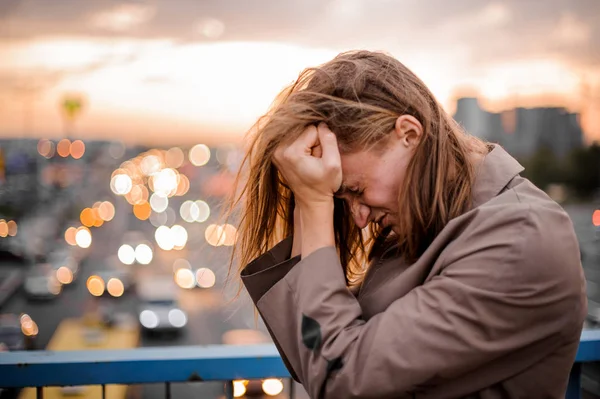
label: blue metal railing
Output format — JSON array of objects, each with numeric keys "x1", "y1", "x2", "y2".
[{"x1": 1, "y1": 330, "x2": 600, "y2": 398}]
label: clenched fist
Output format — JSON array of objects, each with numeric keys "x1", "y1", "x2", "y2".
[{"x1": 273, "y1": 123, "x2": 342, "y2": 209}]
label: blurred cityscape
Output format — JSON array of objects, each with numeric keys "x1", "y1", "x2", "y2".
[{"x1": 1, "y1": 0, "x2": 600, "y2": 398}]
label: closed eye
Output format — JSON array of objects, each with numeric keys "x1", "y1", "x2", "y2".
[
  {"x1": 348, "y1": 188, "x2": 364, "y2": 196},
  {"x1": 334, "y1": 184, "x2": 364, "y2": 198}
]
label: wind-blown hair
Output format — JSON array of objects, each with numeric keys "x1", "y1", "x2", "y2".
[{"x1": 228, "y1": 50, "x2": 485, "y2": 288}]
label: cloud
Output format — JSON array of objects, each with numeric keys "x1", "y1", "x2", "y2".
[
  {"x1": 89, "y1": 2, "x2": 156, "y2": 32},
  {"x1": 1, "y1": 0, "x2": 600, "y2": 96}
]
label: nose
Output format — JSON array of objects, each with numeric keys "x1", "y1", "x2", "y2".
[{"x1": 349, "y1": 199, "x2": 370, "y2": 229}]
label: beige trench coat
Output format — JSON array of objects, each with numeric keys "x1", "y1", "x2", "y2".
[{"x1": 241, "y1": 145, "x2": 587, "y2": 398}]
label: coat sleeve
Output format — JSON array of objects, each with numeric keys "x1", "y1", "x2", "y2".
[
  {"x1": 240, "y1": 236, "x2": 303, "y2": 382},
  {"x1": 246, "y1": 206, "x2": 586, "y2": 398}
]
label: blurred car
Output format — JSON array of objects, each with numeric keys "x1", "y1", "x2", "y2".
[
  {"x1": 0, "y1": 313, "x2": 37, "y2": 351},
  {"x1": 137, "y1": 278, "x2": 187, "y2": 335},
  {"x1": 23, "y1": 264, "x2": 62, "y2": 300}
]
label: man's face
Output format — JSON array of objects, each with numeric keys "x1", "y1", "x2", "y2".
[{"x1": 336, "y1": 136, "x2": 414, "y2": 235}]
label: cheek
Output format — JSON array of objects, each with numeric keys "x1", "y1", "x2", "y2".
[
  {"x1": 367, "y1": 177, "x2": 403, "y2": 210},
  {"x1": 364, "y1": 186, "x2": 397, "y2": 209}
]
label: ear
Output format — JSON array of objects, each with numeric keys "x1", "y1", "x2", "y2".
[{"x1": 393, "y1": 115, "x2": 423, "y2": 148}]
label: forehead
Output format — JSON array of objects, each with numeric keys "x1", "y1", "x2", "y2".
[{"x1": 339, "y1": 150, "x2": 376, "y2": 185}]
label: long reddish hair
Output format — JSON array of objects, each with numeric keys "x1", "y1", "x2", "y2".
[{"x1": 228, "y1": 50, "x2": 486, "y2": 287}]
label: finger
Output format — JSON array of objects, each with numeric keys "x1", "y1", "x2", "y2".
[
  {"x1": 317, "y1": 122, "x2": 341, "y2": 169},
  {"x1": 295, "y1": 125, "x2": 319, "y2": 155},
  {"x1": 311, "y1": 143, "x2": 322, "y2": 158}
]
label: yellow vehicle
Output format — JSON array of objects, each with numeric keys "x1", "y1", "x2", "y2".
[{"x1": 19, "y1": 309, "x2": 139, "y2": 399}]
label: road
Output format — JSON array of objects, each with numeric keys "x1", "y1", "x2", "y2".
[
  {"x1": 0, "y1": 144, "x2": 302, "y2": 399},
  {"x1": 1, "y1": 143, "x2": 598, "y2": 398}
]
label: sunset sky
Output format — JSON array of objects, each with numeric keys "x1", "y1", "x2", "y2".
[{"x1": 0, "y1": 0, "x2": 599, "y2": 145}]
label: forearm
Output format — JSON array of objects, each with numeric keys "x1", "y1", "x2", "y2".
[{"x1": 299, "y1": 200, "x2": 335, "y2": 259}]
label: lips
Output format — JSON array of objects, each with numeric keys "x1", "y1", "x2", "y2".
[{"x1": 376, "y1": 214, "x2": 388, "y2": 227}]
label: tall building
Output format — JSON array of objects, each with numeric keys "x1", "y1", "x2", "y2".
[{"x1": 453, "y1": 98, "x2": 584, "y2": 159}]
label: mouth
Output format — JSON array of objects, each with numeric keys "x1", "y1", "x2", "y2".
[{"x1": 375, "y1": 214, "x2": 388, "y2": 227}]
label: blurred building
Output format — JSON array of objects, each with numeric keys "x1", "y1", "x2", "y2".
[{"x1": 454, "y1": 97, "x2": 584, "y2": 159}]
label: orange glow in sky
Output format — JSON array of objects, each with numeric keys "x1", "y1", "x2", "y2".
[{"x1": 0, "y1": 35, "x2": 598, "y2": 145}]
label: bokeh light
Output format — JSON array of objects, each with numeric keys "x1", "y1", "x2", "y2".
[
  {"x1": 149, "y1": 193, "x2": 168, "y2": 213},
  {"x1": 127, "y1": 184, "x2": 149, "y2": 205},
  {"x1": 118, "y1": 244, "x2": 136, "y2": 265},
  {"x1": 171, "y1": 225, "x2": 188, "y2": 249},
  {"x1": 98, "y1": 201, "x2": 116, "y2": 221},
  {"x1": 189, "y1": 144, "x2": 211, "y2": 166},
  {"x1": 155, "y1": 225, "x2": 174, "y2": 250},
  {"x1": 65, "y1": 227, "x2": 77, "y2": 246},
  {"x1": 173, "y1": 258, "x2": 191, "y2": 272},
  {"x1": 37, "y1": 139, "x2": 55, "y2": 158},
  {"x1": 139, "y1": 310, "x2": 159, "y2": 329},
  {"x1": 56, "y1": 266, "x2": 74, "y2": 285},
  {"x1": 87, "y1": 275, "x2": 105, "y2": 296},
  {"x1": 75, "y1": 227, "x2": 92, "y2": 248},
  {"x1": 149, "y1": 211, "x2": 168, "y2": 227},
  {"x1": 233, "y1": 380, "x2": 247, "y2": 398},
  {"x1": 92, "y1": 210, "x2": 104, "y2": 227},
  {"x1": 0, "y1": 220, "x2": 8, "y2": 238},
  {"x1": 195, "y1": 268, "x2": 216, "y2": 288},
  {"x1": 140, "y1": 155, "x2": 162, "y2": 176},
  {"x1": 165, "y1": 207, "x2": 177, "y2": 226},
  {"x1": 593, "y1": 210, "x2": 600, "y2": 227},
  {"x1": 20, "y1": 314, "x2": 39, "y2": 337},
  {"x1": 47, "y1": 277, "x2": 62, "y2": 295},
  {"x1": 165, "y1": 147, "x2": 185, "y2": 168},
  {"x1": 262, "y1": 379, "x2": 284, "y2": 396},
  {"x1": 174, "y1": 268, "x2": 195, "y2": 289},
  {"x1": 80, "y1": 208, "x2": 96, "y2": 227},
  {"x1": 180, "y1": 200, "x2": 199, "y2": 223},
  {"x1": 152, "y1": 168, "x2": 179, "y2": 197},
  {"x1": 7, "y1": 221, "x2": 17, "y2": 237},
  {"x1": 205, "y1": 224, "x2": 226, "y2": 247},
  {"x1": 168, "y1": 309, "x2": 187, "y2": 328},
  {"x1": 175, "y1": 174, "x2": 190, "y2": 196},
  {"x1": 222, "y1": 224, "x2": 238, "y2": 246},
  {"x1": 57, "y1": 139, "x2": 71, "y2": 157},
  {"x1": 133, "y1": 201, "x2": 152, "y2": 221},
  {"x1": 195, "y1": 200, "x2": 210, "y2": 222},
  {"x1": 107, "y1": 278, "x2": 125, "y2": 297},
  {"x1": 111, "y1": 174, "x2": 133, "y2": 195},
  {"x1": 70, "y1": 140, "x2": 86, "y2": 159},
  {"x1": 135, "y1": 244, "x2": 153, "y2": 264}
]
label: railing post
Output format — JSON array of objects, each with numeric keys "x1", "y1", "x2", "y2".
[
  {"x1": 290, "y1": 378, "x2": 295, "y2": 399},
  {"x1": 165, "y1": 381, "x2": 171, "y2": 399},
  {"x1": 101, "y1": 384, "x2": 106, "y2": 399},
  {"x1": 224, "y1": 380, "x2": 234, "y2": 399},
  {"x1": 36, "y1": 386, "x2": 43, "y2": 399},
  {"x1": 566, "y1": 362, "x2": 582, "y2": 399}
]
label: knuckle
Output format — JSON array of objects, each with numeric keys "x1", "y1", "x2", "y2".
[{"x1": 305, "y1": 125, "x2": 317, "y2": 135}]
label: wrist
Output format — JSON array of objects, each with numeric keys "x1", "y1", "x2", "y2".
[
  {"x1": 299, "y1": 199, "x2": 335, "y2": 258},
  {"x1": 297, "y1": 197, "x2": 334, "y2": 215}
]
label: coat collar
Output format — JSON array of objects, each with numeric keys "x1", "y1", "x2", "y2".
[{"x1": 471, "y1": 144, "x2": 524, "y2": 208}]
